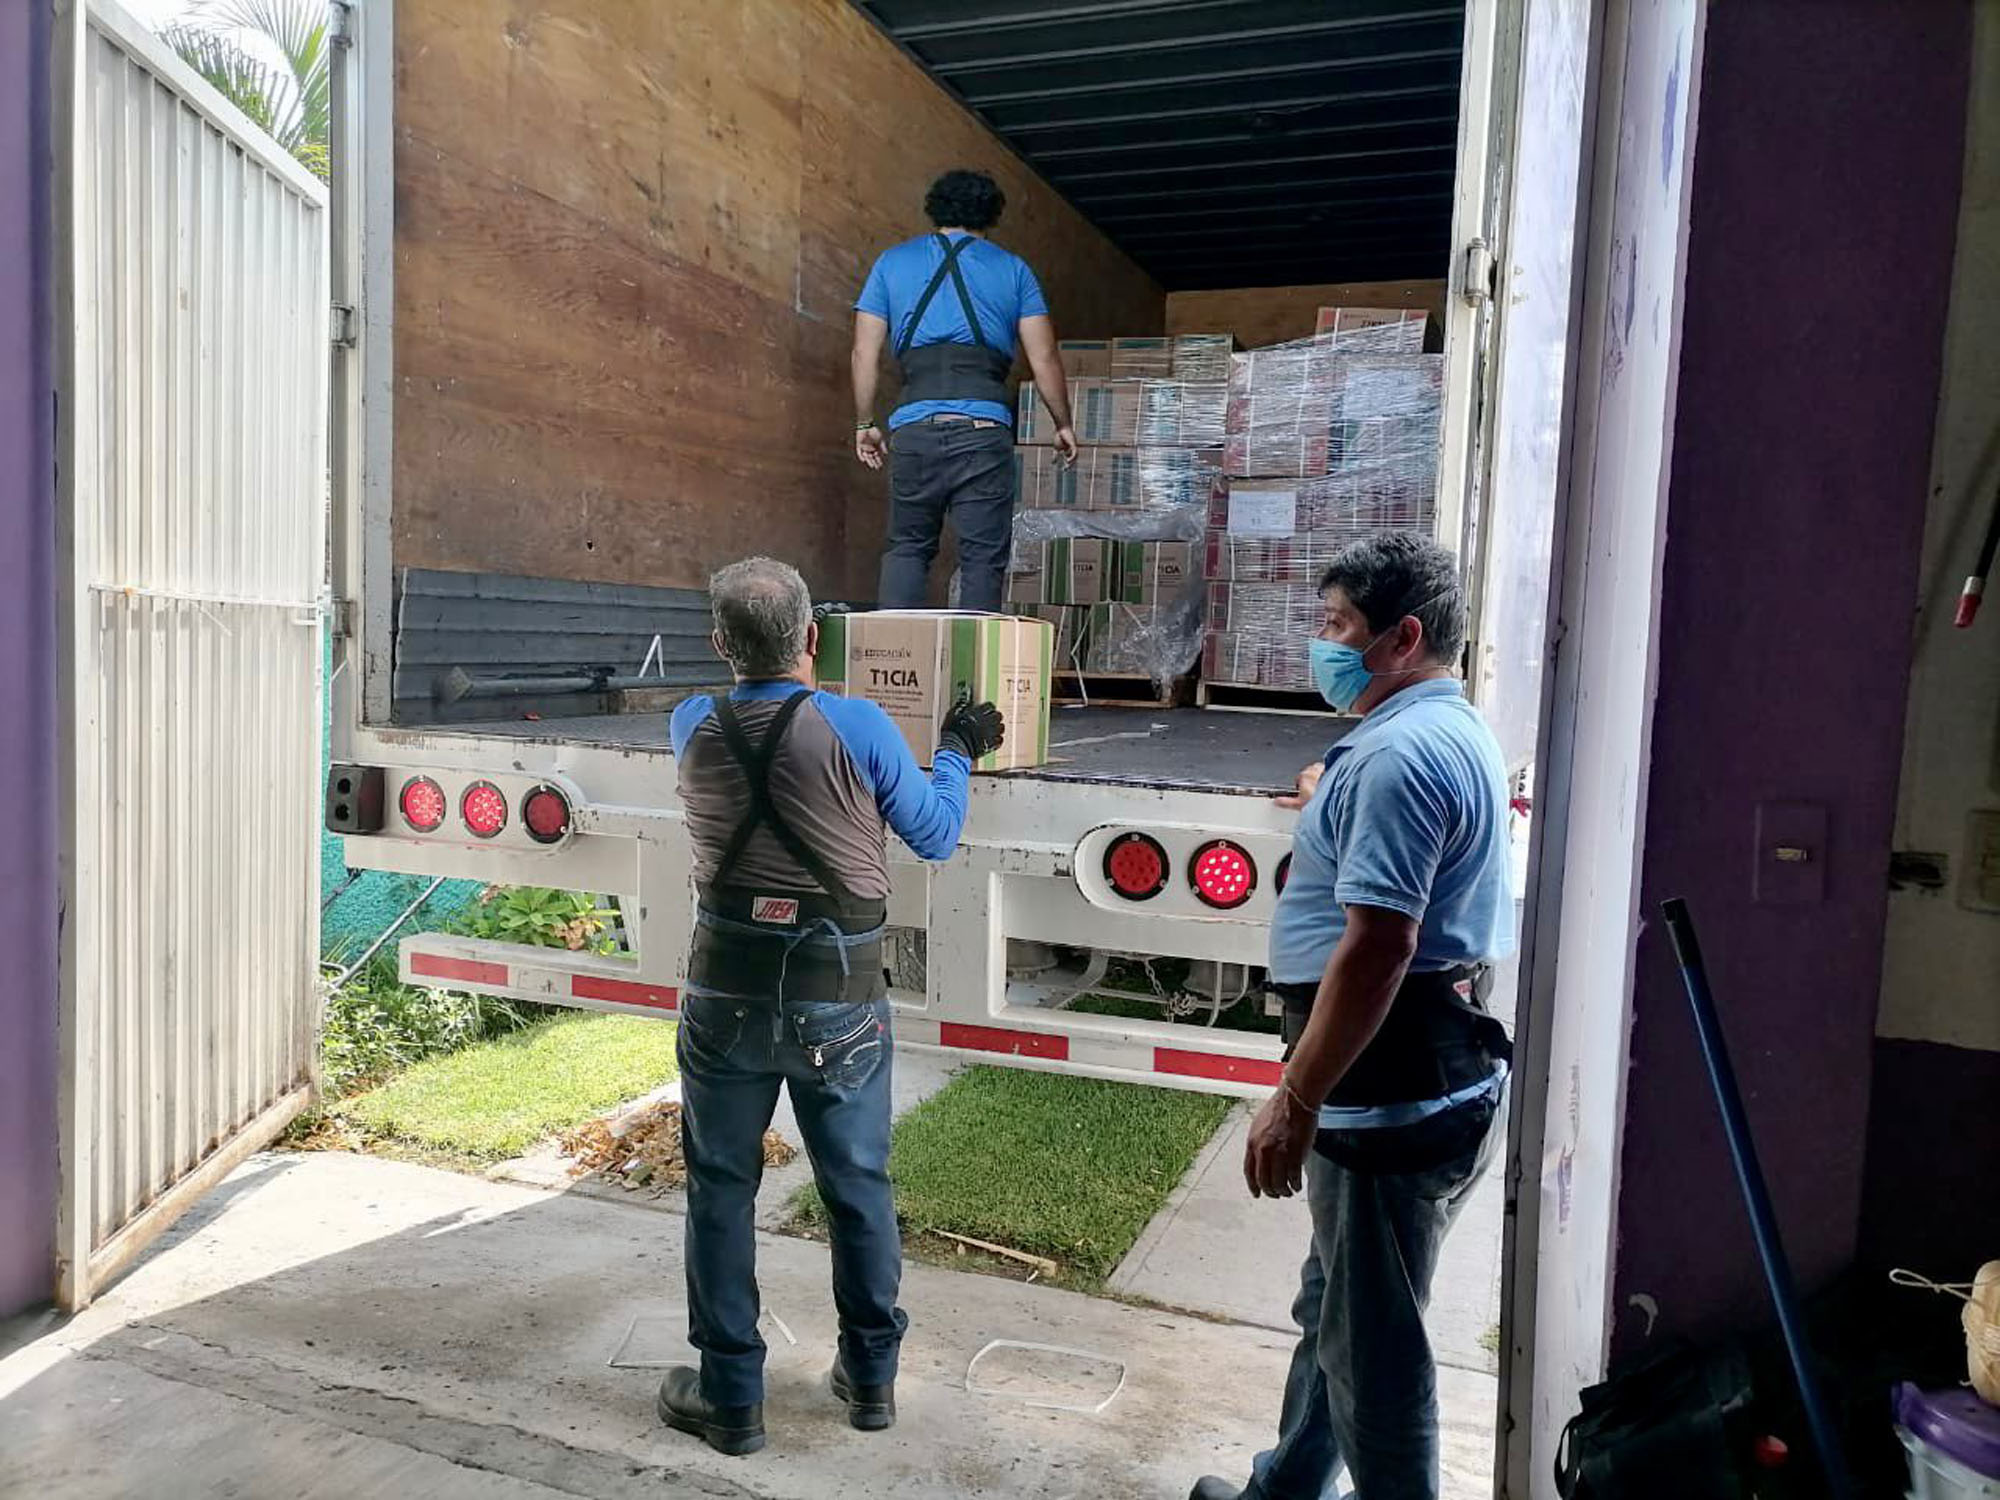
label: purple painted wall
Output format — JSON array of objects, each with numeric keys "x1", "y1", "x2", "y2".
[
  {"x1": 1859, "y1": 1040, "x2": 2000, "y2": 1277},
  {"x1": 0, "y1": 0, "x2": 58, "y2": 1319},
  {"x1": 1611, "y1": 0, "x2": 1972, "y2": 1357}
]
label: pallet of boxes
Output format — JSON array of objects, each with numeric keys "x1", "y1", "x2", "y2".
[
  {"x1": 1200, "y1": 308, "x2": 1444, "y2": 713},
  {"x1": 1007, "y1": 333, "x2": 1235, "y2": 706}
]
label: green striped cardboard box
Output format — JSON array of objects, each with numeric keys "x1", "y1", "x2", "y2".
[{"x1": 814, "y1": 610, "x2": 1053, "y2": 772}]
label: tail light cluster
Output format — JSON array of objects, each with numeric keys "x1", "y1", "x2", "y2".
[
  {"x1": 1097, "y1": 829, "x2": 1276, "y2": 914},
  {"x1": 333, "y1": 768, "x2": 577, "y2": 848}
]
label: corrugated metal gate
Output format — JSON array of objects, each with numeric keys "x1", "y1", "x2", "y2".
[{"x1": 53, "y1": 0, "x2": 326, "y2": 1308}]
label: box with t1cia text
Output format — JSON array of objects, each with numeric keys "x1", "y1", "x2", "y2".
[{"x1": 813, "y1": 610, "x2": 1053, "y2": 772}]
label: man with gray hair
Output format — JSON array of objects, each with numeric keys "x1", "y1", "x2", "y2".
[
  {"x1": 658, "y1": 557, "x2": 1005, "y2": 1458},
  {"x1": 1192, "y1": 532, "x2": 1515, "y2": 1500}
]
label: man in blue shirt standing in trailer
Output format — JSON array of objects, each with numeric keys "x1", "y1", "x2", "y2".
[
  {"x1": 1191, "y1": 533, "x2": 1516, "y2": 1500},
  {"x1": 656, "y1": 557, "x2": 1005, "y2": 1458},
  {"x1": 851, "y1": 168, "x2": 1079, "y2": 611}
]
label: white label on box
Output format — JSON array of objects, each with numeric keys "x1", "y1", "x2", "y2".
[{"x1": 1228, "y1": 488, "x2": 1298, "y2": 537}]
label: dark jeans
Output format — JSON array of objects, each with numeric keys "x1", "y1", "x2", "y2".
[
  {"x1": 1237, "y1": 1090, "x2": 1505, "y2": 1500},
  {"x1": 677, "y1": 989, "x2": 905, "y2": 1408},
  {"x1": 879, "y1": 419, "x2": 1016, "y2": 611}
]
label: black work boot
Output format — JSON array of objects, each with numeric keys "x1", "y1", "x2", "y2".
[
  {"x1": 1188, "y1": 1481, "x2": 1242, "y2": 1500},
  {"x1": 657, "y1": 1366, "x2": 766, "y2": 1457},
  {"x1": 829, "y1": 1355, "x2": 896, "y2": 1431}
]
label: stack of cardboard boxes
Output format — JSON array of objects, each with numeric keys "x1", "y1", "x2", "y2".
[
  {"x1": 1203, "y1": 309, "x2": 1444, "y2": 695},
  {"x1": 1009, "y1": 333, "x2": 1237, "y2": 683}
]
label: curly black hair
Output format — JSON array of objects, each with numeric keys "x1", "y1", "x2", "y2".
[{"x1": 925, "y1": 169, "x2": 1006, "y2": 231}]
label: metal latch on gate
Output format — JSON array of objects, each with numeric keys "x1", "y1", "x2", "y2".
[
  {"x1": 332, "y1": 303, "x2": 356, "y2": 348},
  {"x1": 1460, "y1": 238, "x2": 1495, "y2": 307}
]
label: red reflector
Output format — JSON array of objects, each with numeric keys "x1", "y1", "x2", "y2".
[
  {"x1": 1154, "y1": 1047, "x2": 1284, "y2": 1087},
  {"x1": 461, "y1": 780, "x2": 508, "y2": 838},
  {"x1": 1189, "y1": 839, "x2": 1256, "y2": 910},
  {"x1": 410, "y1": 952, "x2": 510, "y2": 988},
  {"x1": 938, "y1": 1023, "x2": 1070, "y2": 1061},
  {"x1": 1102, "y1": 831, "x2": 1169, "y2": 900},
  {"x1": 571, "y1": 973, "x2": 677, "y2": 1011},
  {"x1": 522, "y1": 786, "x2": 571, "y2": 844},
  {"x1": 399, "y1": 776, "x2": 446, "y2": 833}
]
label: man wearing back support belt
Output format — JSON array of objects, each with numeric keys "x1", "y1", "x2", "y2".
[
  {"x1": 851, "y1": 168, "x2": 1079, "y2": 611},
  {"x1": 657, "y1": 557, "x2": 1005, "y2": 1457},
  {"x1": 1191, "y1": 534, "x2": 1516, "y2": 1500}
]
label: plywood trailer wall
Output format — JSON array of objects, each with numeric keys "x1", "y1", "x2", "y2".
[
  {"x1": 1166, "y1": 280, "x2": 1449, "y2": 351},
  {"x1": 391, "y1": 0, "x2": 1163, "y2": 601}
]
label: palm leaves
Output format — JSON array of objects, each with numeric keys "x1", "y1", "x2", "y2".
[{"x1": 162, "y1": 0, "x2": 329, "y2": 181}]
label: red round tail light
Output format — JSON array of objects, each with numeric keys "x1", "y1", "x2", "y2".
[
  {"x1": 1189, "y1": 839, "x2": 1257, "y2": 910},
  {"x1": 399, "y1": 776, "x2": 446, "y2": 833},
  {"x1": 1102, "y1": 832, "x2": 1170, "y2": 901},
  {"x1": 522, "y1": 786, "x2": 571, "y2": 844},
  {"x1": 461, "y1": 780, "x2": 508, "y2": 838}
]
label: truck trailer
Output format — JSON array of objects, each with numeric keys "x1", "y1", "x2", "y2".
[{"x1": 322, "y1": 0, "x2": 1558, "y2": 1102}]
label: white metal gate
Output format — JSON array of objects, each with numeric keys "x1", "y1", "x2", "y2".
[{"x1": 53, "y1": 0, "x2": 327, "y2": 1309}]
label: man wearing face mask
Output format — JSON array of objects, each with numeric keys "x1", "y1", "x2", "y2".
[{"x1": 1189, "y1": 533, "x2": 1515, "y2": 1500}]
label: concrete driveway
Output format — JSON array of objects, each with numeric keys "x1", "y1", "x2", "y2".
[{"x1": 0, "y1": 1150, "x2": 1498, "y2": 1499}]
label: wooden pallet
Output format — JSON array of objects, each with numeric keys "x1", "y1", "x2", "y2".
[
  {"x1": 1196, "y1": 678, "x2": 1341, "y2": 717},
  {"x1": 1051, "y1": 670, "x2": 1194, "y2": 709}
]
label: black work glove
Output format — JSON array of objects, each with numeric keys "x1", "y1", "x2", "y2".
[
  {"x1": 811, "y1": 602, "x2": 849, "y2": 624},
  {"x1": 938, "y1": 695, "x2": 1006, "y2": 762}
]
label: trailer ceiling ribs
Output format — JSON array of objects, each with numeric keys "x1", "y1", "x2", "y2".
[{"x1": 848, "y1": 0, "x2": 1465, "y2": 291}]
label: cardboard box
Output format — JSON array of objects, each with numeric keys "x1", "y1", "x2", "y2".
[
  {"x1": 1009, "y1": 537, "x2": 1113, "y2": 605},
  {"x1": 1109, "y1": 541, "x2": 1195, "y2": 604},
  {"x1": 1110, "y1": 336, "x2": 1175, "y2": 379},
  {"x1": 814, "y1": 610, "x2": 1052, "y2": 771},
  {"x1": 1026, "y1": 604, "x2": 1094, "y2": 673},
  {"x1": 1172, "y1": 333, "x2": 1238, "y2": 383},
  {"x1": 1203, "y1": 630, "x2": 1314, "y2": 691},
  {"x1": 1208, "y1": 474, "x2": 1437, "y2": 538},
  {"x1": 1024, "y1": 379, "x2": 1148, "y2": 446},
  {"x1": 1058, "y1": 339, "x2": 1111, "y2": 378},
  {"x1": 1314, "y1": 306, "x2": 1441, "y2": 353},
  {"x1": 1016, "y1": 444, "x2": 1082, "y2": 509},
  {"x1": 1138, "y1": 381, "x2": 1229, "y2": 447},
  {"x1": 1205, "y1": 580, "x2": 1327, "y2": 637}
]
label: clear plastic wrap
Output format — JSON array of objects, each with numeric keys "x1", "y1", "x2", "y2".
[
  {"x1": 1205, "y1": 472, "x2": 1437, "y2": 582},
  {"x1": 1138, "y1": 381, "x2": 1228, "y2": 448},
  {"x1": 1017, "y1": 444, "x2": 1225, "y2": 513},
  {"x1": 1202, "y1": 582, "x2": 1327, "y2": 690},
  {"x1": 1172, "y1": 333, "x2": 1238, "y2": 383},
  {"x1": 1007, "y1": 503, "x2": 1205, "y2": 688},
  {"x1": 1225, "y1": 335, "x2": 1443, "y2": 479}
]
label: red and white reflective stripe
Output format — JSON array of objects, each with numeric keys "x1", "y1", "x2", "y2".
[
  {"x1": 570, "y1": 972, "x2": 679, "y2": 1012},
  {"x1": 1152, "y1": 1047, "x2": 1283, "y2": 1088},
  {"x1": 938, "y1": 1022, "x2": 1071, "y2": 1061},
  {"x1": 410, "y1": 952, "x2": 510, "y2": 988}
]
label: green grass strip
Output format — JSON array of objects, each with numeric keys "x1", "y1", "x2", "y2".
[
  {"x1": 802, "y1": 1065, "x2": 1231, "y2": 1283},
  {"x1": 343, "y1": 1013, "x2": 678, "y2": 1159}
]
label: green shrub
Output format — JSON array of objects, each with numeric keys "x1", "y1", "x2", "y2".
[
  {"x1": 317, "y1": 955, "x2": 544, "y2": 1098},
  {"x1": 454, "y1": 886, "x2": 621, "y2": 955}
]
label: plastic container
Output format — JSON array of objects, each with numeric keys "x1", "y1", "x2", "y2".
[{"x1": 1896, "y1": 1383, "x2": 2000, "y2": 1498}]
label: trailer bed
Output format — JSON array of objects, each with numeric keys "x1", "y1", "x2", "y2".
[{"x1": 436, "y1": 705, "x2": 1348, "y2": 797}]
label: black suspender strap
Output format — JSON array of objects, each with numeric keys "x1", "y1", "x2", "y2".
[
  {"x1": 893, "y1": 233, "x2": 992, "y2": 357},
  {"x1": 708, "y1": 693, "x2": 858, "y2": 905}
]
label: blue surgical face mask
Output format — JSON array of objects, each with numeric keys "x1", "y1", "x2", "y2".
[
  {"x1": 1309, "y1": 636, "x2": 1376, "y2": 711},
  {"x1": 1310, "y1": 590, "x2": 1452, "y2": 710}
]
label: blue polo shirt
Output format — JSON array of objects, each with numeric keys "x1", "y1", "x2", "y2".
[
  {"x1": 856, "y1": 231, "x2": 1048, "y2": 429},
  {"x1": 1269, "y1": 680, "x2": 1515, "y2": 986}
]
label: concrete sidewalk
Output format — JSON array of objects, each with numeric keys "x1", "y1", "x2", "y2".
[{"x1": 0, "y1": 1150, "x2": 1498, "y2": 1499}]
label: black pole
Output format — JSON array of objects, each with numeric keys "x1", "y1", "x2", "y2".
[{"x1": 1658, "y1": 898, "x2": 1854, "y2": 1500}]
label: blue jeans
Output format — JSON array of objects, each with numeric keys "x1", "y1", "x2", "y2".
[
  {"x1": 879, "y1": 419, "x2": 1016, "y2": 611},
  {"x1": 676, "y1": 988, "x2": 904, "y2": 1408},
  {"x1": 1245, "y1": 1091, "x2": 1504, "y2": 1500}
]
